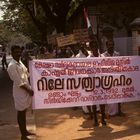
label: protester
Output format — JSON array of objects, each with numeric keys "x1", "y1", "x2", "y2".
[
  {"x1": 68, "y1": 44, "x2": 81, "y2": 110},
  {"x1": 46, "y1": 45, "x2": 56, "y2": 59},
  {"x1": 76, "y1": 43, "x2": 89, "y2": 58},
  {"x1": 37, "y1": 45, "x2": 47, "y2": 59},
  {"x1": 57, "y1": 48, "x2": 68, "y2": 58},
  {"x1": 101, "y1": 40, "x2": 124, "y2": 117},
  {"x1": 75, "y1": 43, "x2": 93, "y2": 116},
  {"x1": 70, "y1": 44, "x2": 79, "y2": 58},
  {"x1": 7, "y1": 45, "x2": 34, "y2": 140},
  {"x1": 87, "y1": 40, "x2": 106, "y2": 126},
  {"x1": 1, "y1": 46, "x2": 8, "y2": 70}
]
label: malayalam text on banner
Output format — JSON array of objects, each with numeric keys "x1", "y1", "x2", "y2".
[{"x1": 29, "y1": 56, "x2": 140, "y2": 109}]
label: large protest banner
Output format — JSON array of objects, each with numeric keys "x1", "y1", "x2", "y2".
[{"x1": 29, "y1": 56, "x2": 140, "y2": 109}]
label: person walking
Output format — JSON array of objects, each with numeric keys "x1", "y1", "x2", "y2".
[
  {"x1": 7, "y1": 45, "x2": 34, "y2": 140},
  {"x1": 1, "y1": 47, "x2": 8, "y2": 70}
]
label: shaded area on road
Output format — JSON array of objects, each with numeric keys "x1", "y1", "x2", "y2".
[
  {"x1": 35, "y1": 101, "x2": 140, "y2": 140},
  {"x1": 0, "y1": 69, "x2": 13, "y2": 113},
  {"x1": 0, "y1": 70, "x2": 12, "y2": 92}
]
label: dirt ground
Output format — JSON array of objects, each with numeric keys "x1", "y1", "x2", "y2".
[{"x1": 35, "y1": 101, "x2": 140, "y2": 140}]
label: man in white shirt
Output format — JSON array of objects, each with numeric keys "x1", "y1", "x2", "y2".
[
  {"x1": 75, "y1": 43, "x2": 93, "y2": 117},
  {"x1": 70, "y1": 44, "x2": 79, "y2": 58},
  {"x1": 101, "y1": 40, "x2": 124, "y2": 117},
  {"x1": 75, "y1": 43, "x2": 89, "y2": 58},
  {"x1": 88, "y1": 40, "x2": 106, "y2": 126},
  {"x1": 7, "y1": 45, "x2": 34, "y2": 140}
]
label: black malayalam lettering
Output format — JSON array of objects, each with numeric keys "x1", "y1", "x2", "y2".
[
  {"x1": 101, "y1": 76, "x2": 113, "y2": 90},
  {"x1": 81, "y1": 77, "x2": 95, "y2": 91},
  {"x1": 37, "y1": 77, "x2": 48, "y2": 91},
  {"x1": 67, "y1": 78, "x2": 81, "y2": 89},
  {"x1": 37, "y1": 75, "x2": 132, "y2": 92},
  {"x1": 48, "y1": 79, "x2": 54, "y2": 90},
  {"x1": 37, "y1": 77, "x2": 64, "y2": 91},
  {"x1": 55, "y1": 79, "x2": 64, "y2": 89}
]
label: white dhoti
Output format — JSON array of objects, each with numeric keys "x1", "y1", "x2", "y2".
[{"x1": 108, "y1": 103, "x2": 118, "y2": 116}]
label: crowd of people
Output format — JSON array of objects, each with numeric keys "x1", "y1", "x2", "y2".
[{"x1": 6, "y1": 39, "x2": 126, "y2": 140}]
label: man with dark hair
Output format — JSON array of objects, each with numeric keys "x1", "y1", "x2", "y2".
[
  {"x1": 87, "y1": 40, "x2": 106, "y2": 126},
  {"x1": 7, "y1": 45, "x2": 34, "y2": 140},
  {"x1": 101, "y1": 40, "x2": 124, "y2": 117},
  {"x1": 75, "y1": 43, "x2": 90, "y2": 115}
]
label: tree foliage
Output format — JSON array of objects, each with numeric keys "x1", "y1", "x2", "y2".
[{"x1": 0, "y1": 0, "x2": 84, "y2": 44}]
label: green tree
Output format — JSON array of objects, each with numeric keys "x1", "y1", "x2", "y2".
[
  {"x1": 1, "y1": 0, "x2": 50, "y2": 44},
  {"x1": 0, "y1": 0, "x2": 84, "y2": 44}
]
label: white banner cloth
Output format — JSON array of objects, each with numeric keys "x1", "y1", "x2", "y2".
[{"x1": 29, "y1": 56, "x2": 140, "y2": 109}]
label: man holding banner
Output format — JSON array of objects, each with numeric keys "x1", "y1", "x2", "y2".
[
  {"x1": 7, "y1": 45, "x2": 34, "y2": 140},
  {"x1": 75, "y1": 43, "x2": 93, "y2": 117},
  {"x1": 101, "y1": 40, "x2": 124, "y2": 117},
  {"x1": 87, "y1": 40, "x2": 106, "y2": 126}
]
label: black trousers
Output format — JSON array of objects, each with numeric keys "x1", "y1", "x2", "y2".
[
  {"x1": 93, "y1": 104, "x2": 106, "y2": 123},
  {"x1": 17, "y1": 110, "x2": 27, "y2": 137}
]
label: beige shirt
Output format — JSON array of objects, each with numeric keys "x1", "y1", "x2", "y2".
[
  {"x1": 101, "y1": 50, "x2": 120, "y2": 115},
  {"x1": 7, "y1": 59, "x2": 32, "y2": 111},
  {"x1": 75, "y1": 50, "x2": 87, "y2": 58},
  {"x1": 101, "y1": 51, "x2": 120, "y2": 57}
]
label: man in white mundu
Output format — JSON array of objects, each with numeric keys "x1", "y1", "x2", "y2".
[
  {"x1": 87, "y1": 40, "x2": 106, "y2": 126},
  {"x1": 101, "y1": 40, "x2": 124, "y2": 117},
  {"x1": 75, "y1": 43, "x2": 90, "y2": 114},
  {"x1": 7, "y1": 45, "x2": 34, "y2": 140}
]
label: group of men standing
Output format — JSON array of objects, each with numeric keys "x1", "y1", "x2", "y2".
[
  {"x1": 7, "y1": 39, "x2": 125, "y2": 140},
  {"x1": 70, "y1": 39, "x2": 124, "y2": 126}
]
